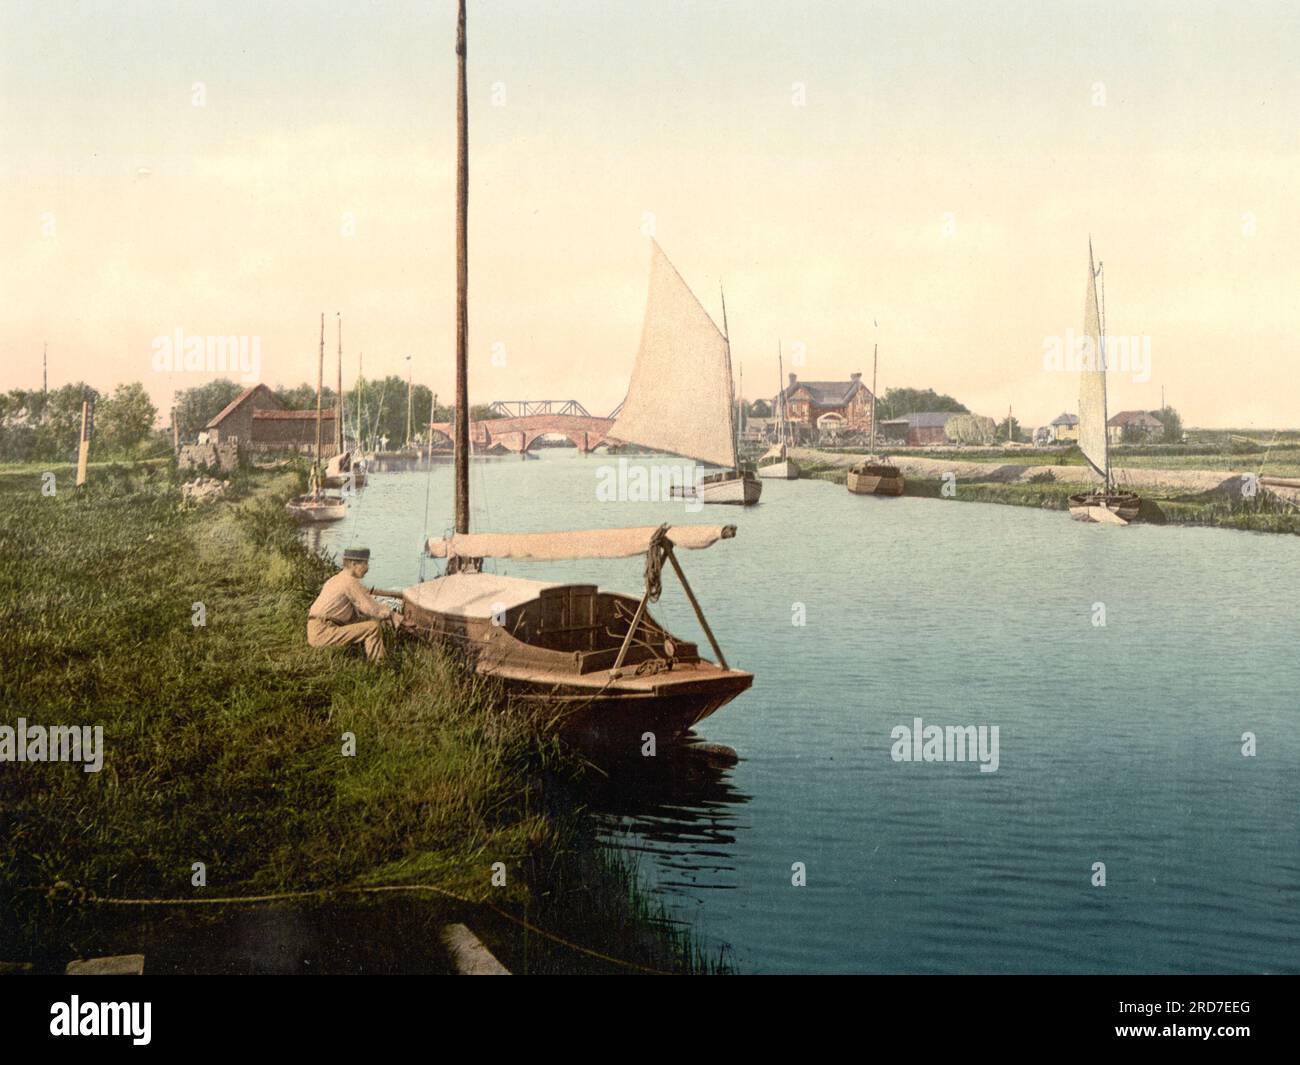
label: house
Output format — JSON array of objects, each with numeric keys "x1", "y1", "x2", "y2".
[
  {"x1": 879, "y1": 411, "x2": 960, "y2": 446},
  {"x1": 776, "y1": 373, "x2": 874, "y2": 436},
  {"x1": 1050, "y1": 412, "x2": 1079, "y2": 443},
  {"x1": 1107, "y1": 409, "x2": 1163, "y2": 444},
  {"x1": 205, "y1": 383, "x2": 338, "y2": 455}
]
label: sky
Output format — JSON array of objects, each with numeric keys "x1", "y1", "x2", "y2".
[{"x1": 2, "y1": 0, "x2": 1298, "y2": 429}]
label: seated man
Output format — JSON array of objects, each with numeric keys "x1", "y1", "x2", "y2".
[{"x1": 306, "y1": 547, "x2": 397, "y2": 663}]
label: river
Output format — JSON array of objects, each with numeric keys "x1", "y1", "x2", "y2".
[{"x1": 312, "y1": 449, "x2": 1300, "y2": 974}]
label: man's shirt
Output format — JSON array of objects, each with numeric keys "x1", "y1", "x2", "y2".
[{"x1": 308, "y1": 571, "x2": 393, "y2": 624}]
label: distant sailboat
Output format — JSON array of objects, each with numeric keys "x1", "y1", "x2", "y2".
[
  {"x1": 1067, "y1": 241, "x2": 1140, "y2": 524},
  {"x1": 610, "y1": 241, "x2": 761, "y2": 506},
  {"x1": 324, "y1": 313, "x2": 366, "y2": 489},
  {"x1": 758, "y1": 343, "x2": 800, "y2": 479},
  {"x1": 286, "y1": 314, "x2": 347, "y2": 523},
  {"x1": 847, "y1": 340, "x2": 904, "y2": 496}
]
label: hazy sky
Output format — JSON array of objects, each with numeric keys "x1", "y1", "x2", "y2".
[{"x1": 3, "y1": 0, "x2": 1298, "y2": 428}]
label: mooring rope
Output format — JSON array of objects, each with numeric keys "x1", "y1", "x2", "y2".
[
  {"x1": 644, "y1": 523, "x2": 671, "y2": 602},
  {"x1": 64, "y1": 882, "x2": 672, "y2": 975}
]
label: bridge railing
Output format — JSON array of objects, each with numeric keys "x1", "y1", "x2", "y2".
[{"x1": 488, "y1": 399, "x2": 592, "y2": 418}]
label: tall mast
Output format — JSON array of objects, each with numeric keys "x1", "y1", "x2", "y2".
[
  {"x1": 1090, "y1": 237, "x2": 1111, "y2": 489},
  {"x1": 870, "y1": 342, "x2": 879, "y2": 455},
  {"x1": 336, "y1": 313, "x2": 344, "y2": 453},
  {"x1": 777, "y1": 341, "x2": 787, "y2": 448},
  {"x1": 719, "y1": 282, "x2": 737, "y2": 471},
  {"x1": 454, "y1": 0, "x2": 470, "y2": 533},
  {"x1": 314, "y1": 312, "x2": 324, "y2": 498},
  {"x1": 42, "y1": 342, "x2": 47, "y2": 396},
  {"x1": 405, "y1": 355, "x2": 413, "y2": 447}
]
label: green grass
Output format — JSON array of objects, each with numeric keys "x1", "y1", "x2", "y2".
[{"x1": 0, "y1": 461, "x2": 727, "y2": 973}]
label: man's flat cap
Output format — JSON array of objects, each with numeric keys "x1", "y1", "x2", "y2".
[{"x1": 342, "y1": 547, "x2": 371, "y2": 562}]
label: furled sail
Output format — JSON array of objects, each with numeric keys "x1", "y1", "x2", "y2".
[
  {"x1": 609, "y1": 241, "x2": 738, "y2": 469},
  {"x1": 1077, "y1": 246, "x2": 1109, "y2": 482},
  {"x1": 426, "y1": 524, "x2": 737, "y2": 561}
]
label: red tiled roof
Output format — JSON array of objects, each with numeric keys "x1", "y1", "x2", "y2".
[{"x1": 205, "y1": 384, "x2": 279, "y2": 428}]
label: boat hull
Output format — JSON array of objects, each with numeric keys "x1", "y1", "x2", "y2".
[
  {"x1": 757, "y1": 459, "x2": 800, "y2": 480},
  {"x1": 400, "y1": 574, "x2": 752, "y2": 745},
  {"x1": 285, "y1": 494, "x2": 347, "y2": 522},
  {"x1": 670, "y1": 470, "x2": 762, "y2": 505},
  {"x1": 1068, "y1": 490, "x2": 1140, "y2": 524},
  {"x1": 846, "y1": 464, "x2": 905, "y2": 496}
]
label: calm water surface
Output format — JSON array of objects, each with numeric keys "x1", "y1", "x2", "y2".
[{"x1": 314, "y1": 450, "x2": 1300, "y2": 974}]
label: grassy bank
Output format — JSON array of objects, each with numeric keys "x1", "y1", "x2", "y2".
[
  {"x1": 0, "y1": 461, "x2": 724, "y2": 973},
  {"x1": 800, "y1": 460, "x2": 1300, "y2": 534}
]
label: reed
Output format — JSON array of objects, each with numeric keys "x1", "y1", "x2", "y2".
[{"x1": 0, "y1": 462, "x2": 726, "y2": 973}]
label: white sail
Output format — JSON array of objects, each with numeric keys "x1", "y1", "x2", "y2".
[
  {"x1": 609, "y1": 241, "x2": 738, "y2": 469},
  {"x1": 1077, "y1": 247, "x2": 1109, "y2": 482}
]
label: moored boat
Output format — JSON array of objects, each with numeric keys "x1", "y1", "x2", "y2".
[
  {"x1": 395, "y1": 3, "x2": 752, "y2": 747},
  {"x1": 845, "y1": 340, "x2": 904, "y2": 497},
  {"x1": 758, "y1": 343, "x2": 800, "y2": 479},
  {"x1": 287, "y1": 313, "x2": 348, "y2": 525},
  {"x1": 401, "y1": 525, "x2": 753, "y2": 743},
  {"x1": 847, "y1": 462, "x2": 904, "y2": 496}
]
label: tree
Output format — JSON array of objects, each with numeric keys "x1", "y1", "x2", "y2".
[
  {"x1": 1152, "y1": 405, "x2": 1183, "y2": 444},
  {"x1": 877, "y1": 387, "x2": 968, "y2": 421},
  {"x1": 946, "y1": 413, "x2": 996, "y2": 445},
  {"x1": 98, "y1": 382, "x2": 158, "y2": 454},
  {"x1": 995, "y1": 415, "x2": 1023, "y2": 443},
  {"x1": 34, "y1": 383, "x2": 99, "y2": 461},
  {"x1": 173, "y1": 379, "x2": 244, "y2": 440},
  {"x1": 748, "y1": 398, "x2": 772, "y2": 418}
]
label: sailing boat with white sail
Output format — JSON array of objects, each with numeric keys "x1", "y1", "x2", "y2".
[
  {"x1": 758, "y1": 343, "x2": 800, "y2": 479},
  {"x1": 609, "y1": 241, "x2": 761, "y2": 505},
  {"x1": 396, "y1": 1, "x2": 753, "y2": 744},
  {"x1": 1067, "y1": 241, "x2": 1140, "y2": 524}
]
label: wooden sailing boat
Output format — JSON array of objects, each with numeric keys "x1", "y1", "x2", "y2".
[
  {"x1": 1067, "y1": 241, "x2": 1140, "y2": 524},
  {"x1": 758, "y1": 343, "x2": 800, "y2": 479},
  {"x1": 847, "y1": 340, "x2": 904, "y2": 496},
  {"x1": 324, "y1": 313, "x2": 366, "y2": 489},
  {"x1": 610, "y1": 241, "x2": 761, "y2": 505},
  {"x1": 398, "y1": 1, "x2": 752, "y2": 744},
  {"x1": 286, "y1": 313, "x2": 347, "y2": 523}
]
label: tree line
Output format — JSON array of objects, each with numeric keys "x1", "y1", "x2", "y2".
[{"x1": 0, "y1": 377, "x2": 506, "y2": 462}]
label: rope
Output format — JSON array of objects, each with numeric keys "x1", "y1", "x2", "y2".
[
  {"x1": 68, "y1": 882, "x2": 672, "y2": 975},
  {"x1": 644, "y1": 524, "x2": 671, "y2": 602}
]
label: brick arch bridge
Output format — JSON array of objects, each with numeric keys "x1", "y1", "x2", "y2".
[{"x1": 428, "y1": 400, "x2": 621, "y2": 455}]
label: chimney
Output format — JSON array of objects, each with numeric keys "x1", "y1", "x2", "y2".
[
  {"x1": 850, "y1": 372, "x2": 862, "y2": 382},
  {"x1": 788, "y1": 373, "x2": 797, "y2": 387}
]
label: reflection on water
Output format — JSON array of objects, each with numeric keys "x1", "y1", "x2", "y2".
[{"x1": 583, "y1": 740, "x2": 752, "y2": 905}]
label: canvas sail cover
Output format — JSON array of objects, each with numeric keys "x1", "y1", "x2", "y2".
[
  {"x1": 1077, "y1": 251, "x2": 1109, "y2": 481},
  {"x1": 426, "y1": 524, "x2": 736, "y2": 561},
  {"x1": 608, "y1": 241, "x2": 737, "y2": 469}
]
